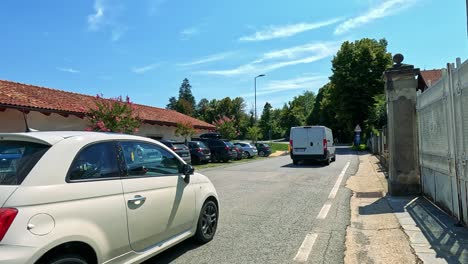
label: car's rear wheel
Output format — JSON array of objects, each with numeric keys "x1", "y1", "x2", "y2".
[
  {"x1": 194, "y1": 200, "x2": 218, "y2": 244},
  {"x1": 259, "y1": 150, "x2": 265, "y2": 157},
  {"x1": 244, "y1": 151, "x2": 251, "y2": 158},
  {"x1": 47, "y1": 254, "x2": 88, "y2": 264}
]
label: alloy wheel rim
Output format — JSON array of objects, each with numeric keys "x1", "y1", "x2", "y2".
[{"x1": 201, "y1": 204, "x2": 217, "y2": 238}]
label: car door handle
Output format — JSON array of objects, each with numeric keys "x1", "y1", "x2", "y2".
[{"x1": 128, "y1": 195, "x2": 146, "y2": 204}]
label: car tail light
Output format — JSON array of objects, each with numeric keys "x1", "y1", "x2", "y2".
[
  {"x1": 197, "y1": 148, "x2": 203, "y2": 153},
  {"x1": 225, "y1": 146, "x2": 230, "y2": 151},
  {"x1": 0, "y1": 208, "x2": 18, "y2": 241}
]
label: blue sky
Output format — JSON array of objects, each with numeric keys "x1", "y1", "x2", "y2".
[{"x1": 0, "y1": 0, "x2": 467, "y2": 114}]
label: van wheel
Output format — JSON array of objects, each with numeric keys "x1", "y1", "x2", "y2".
[
  {"x1": 324, "y1": 157, "x2": 331, "y2": 166},
  {"x1": 332, "y1": 155, "x2": 336, "y2": 162},
  {"x1": 293, "y1": 159, "x2": 299, "y2": 165}
]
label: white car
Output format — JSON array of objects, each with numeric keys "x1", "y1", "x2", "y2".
[{"x1": 0, "y1": 131, "x2": 219, "y2": 264}]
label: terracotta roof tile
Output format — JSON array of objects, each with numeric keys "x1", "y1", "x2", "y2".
[
  {"x1": 420, "y1": 69, "x2": 443, "y2": 87},
  {"x1": 0, "y1": 80, "x2": 215, "y2": 129}
]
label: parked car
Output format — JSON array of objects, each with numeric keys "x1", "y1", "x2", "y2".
[
  {"x1": 0, "y1": 131, "x2": 219, "y2": 264},
  {"x1": 199, "y1": 132, "x2": 222, "y2": 139},
  {"x1": 224, "y1": 141, "x2": 241, "y2": 160},
  {"x1": 158, "y1": 140, "x2": 191, "y2": 164},
  {"x1": 188, "y1": 141, "x2": 211, "y2": 164},
  {"x1": 198, "y1": 138, "x2": 234, "y2": 162},
  {"x1": 289, "y1": 125, "x2": 336, "y2": 165},
  {"x1": 233, "y1": 145, "x2": 243, "y2": 160},
  {"x1": 234, "y1": 142, "x2": 258, "y2": 158},
  {"x1": 255, "y1": 143, "x2": 272, "y2": 157}
]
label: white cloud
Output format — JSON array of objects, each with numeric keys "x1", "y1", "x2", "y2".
[
  {"x1": 334, "y1": 0, "x2": 417, "y2": 35},
  {"x1": 241, "y1": 75, "x2": 328, "y2": 97},
  {"x1": 240, "y1": 18, "x2": 343, "y2": 42},
  {"x1": 131, "y1": 63, "x2": 159, "y2": 74},
  {"x1": 57, "y1": 67, "x2": 80, "y2": 74},
  {"x1": 178, "y1": 52, "x2": 235, "y2": 67},
  {"x1": 180, "y1": 27, "x2": 200, "y2": 39},
  {"x1": 200, "y1": 41, "x2": 341, "y2": 77},
  {"x1": 87, "y1": 0, "x2": 126, "y2": 41},
  {"x1": 88, "y1": 0, "x2": 105, "y2": 31}
]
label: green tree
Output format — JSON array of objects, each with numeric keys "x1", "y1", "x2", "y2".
[
  {"x1": 329, "y1": 38, "x2": 392, "y2": 141},
  {"x1": 175, "y1": 122, "x2": 196, "y2": 144},
  {"x1": 259, "y1": 102, "x2": 272, "y2": 140},
  {"x1": 86, "y1": 95, "x2": 141, "y2": 134},
  {"x1": 166, "y1": 78, "x2": 196, "y2": 116},
  {"x1": 246, "y1": 126, "x2": 262, "y2": 143}
]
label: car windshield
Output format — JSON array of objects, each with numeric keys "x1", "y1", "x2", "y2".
[{"x1": 0, "y1": 141, "x2": 50, "y2": 185}]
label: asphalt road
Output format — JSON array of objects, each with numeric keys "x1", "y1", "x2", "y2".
[{"x1": 146, "y1": 147, "x2": 359, "y2": 264}]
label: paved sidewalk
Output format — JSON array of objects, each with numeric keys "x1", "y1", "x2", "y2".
[
  {"x1": 344, "y1": 154, "x2": 421, "y2": 264},
  {"x1": 344, "y1": 154, "x2": 468, "y2": 264}
]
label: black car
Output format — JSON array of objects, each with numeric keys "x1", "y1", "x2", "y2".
[
  {"x1": 255, "y1": 143, "x2": 272, "y2": 157},
  {"x1": 157, "y1": 140, "x2": 191, "y2": 164},
  {"x1": 198, "y1": 138, "x2": 234, "y2": 162},
  {"x1": 188, "y1": 141, "x2": 211, "y2": 164},
  {"x1": 223, "y1": 141, "x2": 241, "y2": 160}
]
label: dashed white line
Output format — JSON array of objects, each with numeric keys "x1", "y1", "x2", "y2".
[
  {"x1": 293, "y1": 233, "x2": 318, "y2": 262},
  {"x1": 316, "y1": 202, "x2": 332, "y2": 219},
  {"x1": 294, "y1": 161, "x2": 352, "y2": 262},
  {"x1": 328, "y1": 161, "x2": 351, "y2": 199}
]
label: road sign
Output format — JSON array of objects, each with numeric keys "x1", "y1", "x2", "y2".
[{"x1": 354, "y1": 125, "x2": 362, "y2": 133}]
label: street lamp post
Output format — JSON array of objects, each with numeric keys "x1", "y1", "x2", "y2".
[{"x1": 254, "y1": 74, "x2": 265, "y2": 122}]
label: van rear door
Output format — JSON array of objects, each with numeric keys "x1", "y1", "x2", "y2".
[
  {"x1": 291, "y1": 128, "x2": 308, "y2": 154},
  {"x1": 305, "y1": 127, "x2": 325, "y2": 155}
]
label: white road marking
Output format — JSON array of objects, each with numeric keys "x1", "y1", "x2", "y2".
[
  {"x1": 293, "y1": 233, "x2": 318, "y2": 262},
  {"x1": 316, "y1": 202, "x2": 332, "y2": 219},
  {"x1": 328, "y1": 161, "x2": 351, "y2": 199},
  {"x1": 294, "y1": 161, "x2": 352, "y2": 261}
]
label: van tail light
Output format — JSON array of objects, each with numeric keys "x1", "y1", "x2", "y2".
[
  {"x1": 0, "y1": 208, "x2": 18, "y2": 241},
  {"x1": 289, "y1": 140, "x2": 293, "y2": 148},
  {"x1": 323, "y1": 139, "x2": 328, "y2": 152}
]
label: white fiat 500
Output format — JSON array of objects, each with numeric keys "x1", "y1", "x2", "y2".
[{"x1": 0, "y1": 132, "x2": 219, "y2": 264}]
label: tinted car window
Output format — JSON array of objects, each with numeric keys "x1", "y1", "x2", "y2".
[
  {"x1": 173, "y1": 143, "x2": 187, "y2": 149},
  {"x1": 224, "y1": 142, "x2": 234, "y2": 147},
  {"x1": 69, "y1": 142, "x2": 119, "y2": 181},
  {"x1": 120, "y1": 141, "x2": 181, "y2": 177},
  {"x1": 197, "y1": 141, "x2": 207, "y2": 148},
  {"x1": 0, "y1": 141, "x2": 50, "y2": 185}
]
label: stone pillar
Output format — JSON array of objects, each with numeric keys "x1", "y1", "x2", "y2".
[{"x1": 384, "y1": 54, "x2": 420, "y2": 196}]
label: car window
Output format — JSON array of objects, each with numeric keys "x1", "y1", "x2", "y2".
[
  {"x1": 198, "y1": 141, "x2": 207, "y2": 148},
  {"x1": 68, "y1": 142, "x2": 120, "y2": 181},
  {"x1": 173, "y1": 143, "x2": 187, "y2": 149},
  {"x1": 120, "y1": 141, "x2": 182, "y2": 177},
  {"x1": 224, "y1": 142, "x2": 234, "y2": 147},
  {"x1": 0, "y1": 141, "x2": 50, "y2": 185}
]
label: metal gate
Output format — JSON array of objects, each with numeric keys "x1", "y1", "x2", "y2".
[{"x1": 417, "y1": 58, "x2": 468, "y2": 225}]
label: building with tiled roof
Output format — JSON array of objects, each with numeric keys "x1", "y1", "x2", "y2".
[
  {"x1": 0, "y1": 80, "x2": 215, "y2": 139},
  {"x1": 418, "y1": 69, "x2": 443, "y2": 92}
]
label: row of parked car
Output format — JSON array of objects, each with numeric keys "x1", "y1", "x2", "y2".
[{"x1": 158, "y1": 133, "x2": 272, "y2": 164}]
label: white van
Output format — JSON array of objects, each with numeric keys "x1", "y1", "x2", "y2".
[{"x1": 289, "y1": 126, "x2": 336, "y2": 165}]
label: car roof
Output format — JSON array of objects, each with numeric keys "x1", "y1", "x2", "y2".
[{"x1": 0, "y1": 131, "x2": 150, "y2": 145}]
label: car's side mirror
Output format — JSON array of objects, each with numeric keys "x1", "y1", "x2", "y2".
[{"x1": 181, "y1": 164, "x2": 194, "y2": 183}]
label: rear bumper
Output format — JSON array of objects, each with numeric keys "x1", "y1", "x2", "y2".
[
  {"x1": 0, "y1": 244, "x2": 39, "y2": 264},
  {"x1": 290, "y1": 153, "x2": 327, "y2": 161}
]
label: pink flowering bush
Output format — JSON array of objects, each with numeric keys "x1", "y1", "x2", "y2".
[
  {"x1": 213, "y1": 116, "x2": 238, "y2": 140},
  {"x1": 85, "y1": 94, "x2": 141, "y2": 134}
]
